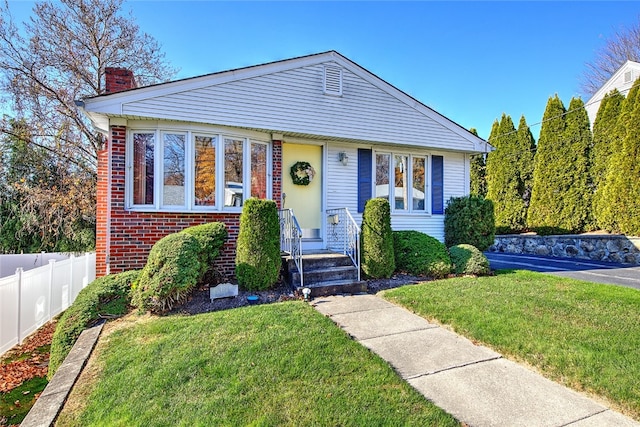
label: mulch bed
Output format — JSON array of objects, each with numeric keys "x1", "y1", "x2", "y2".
[{"x1": 172, "y1": 273, "x2": 426, "y2": 316}]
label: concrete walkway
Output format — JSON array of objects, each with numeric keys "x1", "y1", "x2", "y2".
[{"x1": 312, "y1": 294, "x2": 640, "y2": 427}]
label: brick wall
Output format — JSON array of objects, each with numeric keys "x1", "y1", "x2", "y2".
[
  {"x1": 96, "y1": 127, "x2": 283, "y2": 278},
  {"x1": 272, "y1": 140, "x2": 283, "y2": 209}
]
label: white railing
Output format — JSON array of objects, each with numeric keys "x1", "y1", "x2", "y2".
[
  {"x1": 279, "y1": 209, "x2": 303, "y2": 288},
  {"x1": 326, "y1": 208, "x2": 361, "y2": 281},
  {"x1": 0, "y1": 252, "x2": 96, "y2": 357}
]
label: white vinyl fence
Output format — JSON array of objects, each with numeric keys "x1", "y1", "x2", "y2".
[
  {"x1": 0, "y1": 252, "x2": 71, "y2": 279},
  {"x1": 0, "y1": 252, "x2": 96, "y2": 357}
]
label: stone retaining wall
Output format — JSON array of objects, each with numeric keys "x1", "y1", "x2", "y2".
[{"x1": 489, "y1": 234, "x2": 640, "y2": 265}]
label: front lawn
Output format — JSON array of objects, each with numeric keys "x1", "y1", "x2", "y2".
[
  {"x1": 56, "y1": 301, "x2": 459, "y2": 426},
  {"x1": 381, "y1": 270, "x2": 640, "y2": 420}
]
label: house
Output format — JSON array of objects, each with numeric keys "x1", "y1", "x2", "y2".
[
  {"x1": 586, "y1": 60, "x2": 640, "y2": 126},
  {"x1": 79, "y1": 51, "x2": 488, "y2": 278}
]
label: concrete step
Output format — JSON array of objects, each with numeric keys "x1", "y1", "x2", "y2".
[
  {"x1": 291, "y1": 265, "x2": 358, "y2": 286},
  {"x1": 285, "y1": 252, "x2": 354, "y2": 271},
  {"x1": 306, "y1": 279, "x2": 367, "y2": 297},
  {"x1": 282, "y1": 251, "x2": 364, "y2": 296}
]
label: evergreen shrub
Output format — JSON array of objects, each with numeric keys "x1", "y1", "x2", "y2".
[
  {"x1": 449, "y1": 244, "x2": 490, "y2": 276},
  {"x1": 181, "y1": 222, "x2": 227, "y2": 280},
  {"x1": 235, "y1": 198, "x2": 281, "y2": 290},
  {"x1": 132, "y1": 233, "x2": 202, "y2": 313},
  {"x1": 49, "y1": 270, "x2": 139, "y2": 379},
  {"x1": 361, "y1": 198, "x2": 395, "y2": 278},
  {"x1": 530, "y1": 226, "x2": 573, "y2": 236},
  {"x1": 444, "y1": 195, "x2": 495, "y2": 251},
  {"x1": 393, "y1": 230, "x2": 451, "y2": 279}
]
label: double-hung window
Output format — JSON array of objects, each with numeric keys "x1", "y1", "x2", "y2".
[
  {"x1": 374, "y1": 151, "x2": 430, "y2": 213},
  {"x1": 128, "y1": 129, "x2": 270, "y2": 211}
]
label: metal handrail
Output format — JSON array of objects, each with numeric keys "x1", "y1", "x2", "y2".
[
  {"x1": 326, "y1": 208, "x2": 361, "y2": 281},
  {"x1": 278, "y1": 209, "x2": 303, "y2": 288}
]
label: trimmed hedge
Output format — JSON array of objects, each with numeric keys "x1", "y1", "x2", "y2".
[
  {"x1": 48, "y1": 270, "x2": 139, "y2": 379},
  {"x1": 393, "y1": 230, "x2": 451, "y2": 279},
  {"x1": 132, "y1": 232, "x2": 202, "y2": 313},
  {"x1": 444, "y1": 195, "x2": 495, "y2": 251},
  {"x1": 181, "y1": 222, "x2": 227, "y2": 280},
  {"x1": 361, "y1": 198, "x2": 395, "y2": 279},
  {"x1": 235, "y1": 198, "x2": 281, "y2": 291},
  {"x1": 449, "y1": 244, "x2": 490, "y2": 276}
]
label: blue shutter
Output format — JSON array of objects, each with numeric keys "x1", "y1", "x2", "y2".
[
  {"x1": 432, "y1": 155, "x2": 444, "y2": 214},
  {"x1": 358, "y1": 149, "x2": 372, "y2": 213}
]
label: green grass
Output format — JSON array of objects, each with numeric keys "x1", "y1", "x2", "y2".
[
  {"x1": 57, "y1": 301, "x2": 459, "y2": 426},
  {"x1": 1, "y1": 376, "x2": 48, "y2": 425},
  {"x1": 381, "y1": 270, "x2": 640, "y2": 419}
]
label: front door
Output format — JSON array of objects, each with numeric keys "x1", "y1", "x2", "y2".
[{"x1": 282, "y1": 143, "x2": 323, "y2": 249}]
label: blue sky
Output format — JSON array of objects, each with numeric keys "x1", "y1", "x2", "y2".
[{"x1": 6, "y1": 1, "x2": 640, "y2": 140}]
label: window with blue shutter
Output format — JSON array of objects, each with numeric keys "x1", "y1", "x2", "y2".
[
  {"x1": 431, "y1": 155, "x2": 444, "y2": 214},
  {"x1": 357, "y1": 149, "x2": 372, "y2": 212}
]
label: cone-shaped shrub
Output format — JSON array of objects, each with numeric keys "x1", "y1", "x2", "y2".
[
  {"x1": 516, "y1": 115, "x2": 536, "y2": 214},
  {"x1": 597, "y1": 78, "x2": 640, "y2": 235},
  {"x1": 132, "y1": 232, "x2": 202, "y2": 313},
  {"x1": 596, "y1": 80, "x2": 640, "y2": 232},
  {"x1": 449, "y1": 244, "x2": 490, "y2": 276},
  {"x1": 486, "y1": 114, "x2": 528, "y2": 232},
  {"x1": 591, "y1": 90, "x2": 624, "y2": 196},
  {"x1": 560, "y1": 97, "x2": 593, "y2": 231},
  {"x1": 444, "y1": 195, "x2": 495, "y2": 251},
  {"x1": 393, "y1": 230, "x2": 451, "y2": 278},
  {"x1": 235, "y1": 198, "x2": 281, "y2": 290},
  {"x1": 361, "y1": 198, "x2": 395, "y2": 278},
  {"x1": 528, "y1": 95, "x2": 568, "y2": 230}
]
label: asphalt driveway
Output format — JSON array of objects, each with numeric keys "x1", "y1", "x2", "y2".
[{"x1": 485, "y1": 252, "x2": 640, "y2": 290}]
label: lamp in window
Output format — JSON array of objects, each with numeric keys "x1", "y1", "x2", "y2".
[{"x1": 338, "y1": 151, "x2": 349, "y2": 166}]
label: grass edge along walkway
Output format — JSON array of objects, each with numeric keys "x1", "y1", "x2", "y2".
[
  {"x1": 380, "y1": 270, "x2": 640, "y2": 421},
  {"x1": 56, "y1": 301, "x2": 459, "y2": 427}
]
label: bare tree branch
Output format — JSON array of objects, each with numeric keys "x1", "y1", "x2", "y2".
[{"x1": 581, "y1": 18, "x2": 640, "y2": 97}]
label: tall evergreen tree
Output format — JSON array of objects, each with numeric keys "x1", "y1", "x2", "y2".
[
  {"x1": 561, "y1": 97, "x2": 593, "y2": 231},
  {"x1": 469, "y1": 128, "x2": 487, "y2": 197},
  {"x1": 614, "y1": 86, "x2": 640, "y2": 235},
  {"x1": 591, "y1": 89, "x2": 624, "y2": 228},
  {"x1": 486, "y1": 114, "x2": 527, "y2": 232},
  {"x1": 515, "y1": 115, "x2": 536, "y2": 212},
  {"x1": 597, "y1": 78, "x2": 640, "y2": 232},
  {"x1": 527, "y1": 95, "x2": 568, "y2": 230}
]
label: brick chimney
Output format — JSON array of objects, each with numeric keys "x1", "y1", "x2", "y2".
[{"x1": 104, "y1": 67, "x2": 137, "y2": 93}]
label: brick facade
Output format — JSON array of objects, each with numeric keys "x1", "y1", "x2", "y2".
[{"x1": 95, "y1": 127, "x2": 284, "y2": 278}]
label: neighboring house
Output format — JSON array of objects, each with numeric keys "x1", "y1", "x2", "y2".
[
  {"x1": 586, "y1": 60, "x2": 640, "y2": 126},
  {"x1": 79, "y1": 51, "x2": 489, "y2": 277}
]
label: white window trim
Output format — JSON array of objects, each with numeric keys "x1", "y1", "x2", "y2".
[
  {"x1": 373, "y1": 150, "x2": 432, "y2": 215},
  {"x1": 125, "y1": 127, "x2": 272, "y2": 213}
]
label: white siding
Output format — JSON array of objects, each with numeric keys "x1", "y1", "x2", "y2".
[
  {"x1": 325, "y1": 143, "x2": 469, "y2": 242},
  {"x1": 123, "y1": 62, "x2": 475, "y2": 152}
]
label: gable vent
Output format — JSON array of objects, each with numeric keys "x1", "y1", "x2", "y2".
[
  {"x1": 624, "y1": 71, "x2": 633, "y2": 83},
  {"x1": 323, "y1": 66, "x2": 343, "y2": 96}
]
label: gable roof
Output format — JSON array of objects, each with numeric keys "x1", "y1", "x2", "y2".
[
  {"x1": 586, "y1": 60, "x2": 640, "y2": 126},
  {"x1": 81, "y1": 51, "x2": 489, "y2": 153}
]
